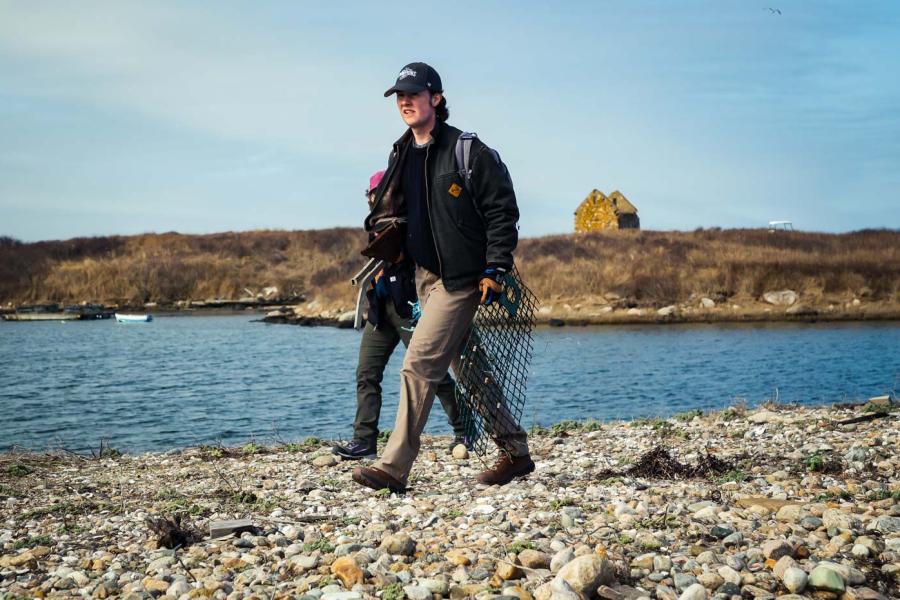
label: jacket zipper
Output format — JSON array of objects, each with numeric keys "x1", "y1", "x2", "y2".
[{"x1": 423, "y1": 142, "x2": 444, "y2": 278}]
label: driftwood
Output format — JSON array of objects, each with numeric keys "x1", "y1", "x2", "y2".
[{"x1": 836, "y1": 412, "x2": 896, "y2": 426}]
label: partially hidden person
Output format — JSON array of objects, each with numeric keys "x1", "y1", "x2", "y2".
[
  {"x1": 352, "y1": 62, "x2": 535, "y2": 493},
  {"x1": 332, "y1": 170, "x2": 472, "y2": 460}
]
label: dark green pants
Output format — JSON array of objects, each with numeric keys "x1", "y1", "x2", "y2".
[{"x1": 354, "y1": 301, "x2": 465, "y2": 446}]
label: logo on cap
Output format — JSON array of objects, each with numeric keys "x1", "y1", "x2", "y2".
[{"x1": 398, "y1": 67, "x2": 417, "y2": 80}]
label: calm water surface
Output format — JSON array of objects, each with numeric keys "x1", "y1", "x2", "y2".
[{"x1": 1, "y1": 316, "x2": 897, "y2": 452}]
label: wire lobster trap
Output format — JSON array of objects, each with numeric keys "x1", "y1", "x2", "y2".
[{"x1": 455, "y1": 266, "x2": 538, "y2": 457}]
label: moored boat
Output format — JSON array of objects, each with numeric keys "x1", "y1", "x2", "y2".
[{"x1": 115, "y1": 313, "x2": 154, "y2": 323}]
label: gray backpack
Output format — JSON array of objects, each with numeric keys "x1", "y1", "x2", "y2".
[{"x1": 454, "y1": 132, "x2": 512, "y2": 197}]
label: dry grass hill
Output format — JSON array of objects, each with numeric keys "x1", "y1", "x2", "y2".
[{"x1": 1, "y1": 228, "x2": 897, "y2": 322}]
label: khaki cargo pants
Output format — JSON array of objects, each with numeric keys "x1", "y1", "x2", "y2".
[{"x1": 374, "y1": 269, "x2": 529, "y2": 486}]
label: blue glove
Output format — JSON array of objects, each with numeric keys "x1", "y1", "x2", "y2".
[
  {"x1": 479, "y1": 267, "x2": 507, "y2": 305},
  {"x1": 401, "y1": 300, "x2": 422, "y2": 331}
]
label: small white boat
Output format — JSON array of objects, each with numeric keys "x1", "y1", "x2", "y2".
[{"x1": 115, "y1": 313, "x2": 153, "y2": 323}]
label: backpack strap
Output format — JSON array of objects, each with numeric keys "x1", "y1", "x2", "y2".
[{"x1": 455, "y1": 132, "x2": 478, "y2": 195}]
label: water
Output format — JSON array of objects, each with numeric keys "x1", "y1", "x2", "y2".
[{"x1": 1, "y1": 316, "x2": 897, "y2": 453}]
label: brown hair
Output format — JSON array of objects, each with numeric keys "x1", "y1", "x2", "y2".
[{"x1": 434, "y1": 94, "x2": 449, "y2": 122}]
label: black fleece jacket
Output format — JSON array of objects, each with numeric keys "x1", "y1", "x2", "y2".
[{"x1": 365, "y1": 120, "x2": 519, "y2": 292}]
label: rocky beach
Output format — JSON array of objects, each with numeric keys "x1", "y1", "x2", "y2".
[{"x1": 1, "y1": 402, "x2": 898, "y2": 600}]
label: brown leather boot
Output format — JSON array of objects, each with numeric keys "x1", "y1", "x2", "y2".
[
  {"x1": 352, "y1": 466, "x2": 406, "y2": 493},
  {"x1": 476, "y1": 452, "x2": 535, "y2": 485}
]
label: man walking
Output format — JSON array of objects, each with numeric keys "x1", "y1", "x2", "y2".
[
  {"x1": 352, "y1": 62, "x2": 535, "y2": 492},
  {"x1": 332, "y1": 170, "x2": 471, "y2": 460}
]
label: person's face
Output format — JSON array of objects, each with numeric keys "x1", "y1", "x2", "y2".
[
  {"x1": 396, "y1": 90, "x2": 440, "y2": 129},
  {"x1": 367, "y1": 191, "x2": 376, "y2": 210}
]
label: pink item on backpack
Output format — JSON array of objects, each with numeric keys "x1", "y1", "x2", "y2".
[{"x1": 368, "y1": 170, "x2": 385, "y2": 193}]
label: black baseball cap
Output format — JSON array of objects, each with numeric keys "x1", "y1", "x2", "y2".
[{"x1": 383, "y1": 62, "x2": 443, "y2": 97}]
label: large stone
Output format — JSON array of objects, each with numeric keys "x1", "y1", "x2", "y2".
[
  {"x1": 312, "y1": 455, "x2": 339, "y2": 467},
  {"x1": 554, "y1": 555, "x2": 616, "y2": 600},
  {"x1": 321, "y1": 593, "x2": 363, "y2": 600},
  {"x1": 749, "y1": 411, "x2": 781, "y2": 424},
  {"x1": 331, "y1": 556, "x2": 363, "y2": 588},
  {"x1": 808, "y1": 565, "x2": 845, "y2": 593},
  {"x1": 696, "y1": 573, "x2": 723, "y2": 590},
  {"x1": 717, "y1": 566, "x2": 741, "y2": 585},
  {"x1": 772, "y1": 556, "x2": 796, "y2": 579},
  {"x1": 452, "y1": 445, "x2": 469, "y2": 460},
  {"x1": 403, "y1": 585, "x2": 431, "y2": 600},
  {"x1": 418, "y1": 579, "x2": 449, "y2": 595},
  {"x1": 822, "y1": 509, "x2": 860, "y2": 531},
  {"x1": 496, "y1": 561, "x2": 523, "y2": 581},
  {"x1": 775, "y1": 505, "x2": 804, "y2": 522},
  {"x1": 677, "y1": 583, "x2": 708, "y2": 600},
  {"x1": 657, "y1": 305, "x2": 677, "y2": 317},
  {"x1": 872, "y1": 516, "x2": 900, "y2": 533},
  {"x1": 735, "y1": 497, "x2": 798, "y2": 512},
  {"x1": 782, "y1": 567, "x2": 808, "y2": 593},
  {"x1": 168, "y1": 580, "x2": 192, "y2": 597},
  {"x1": 762, "y1": 540, "x2": 793, "y2": 560},
  {"x1": 518, "y1": 549, "x2": 551, "y2": 570},
  {"x1": 381, "y1": 533, "x2": 416, "y2": 556},
  {"x1": 763, "y1": 290, "x2": 798, "y2": 306},
  {"x1": 551, "y1": 549, "x2": 575, "y2": 574},
  {"x1": 142, "y1": 578, "x2": 170, "y2": 593},
  {"x1": 446, "y1": 550, "x2": 472, "y2": 566}
]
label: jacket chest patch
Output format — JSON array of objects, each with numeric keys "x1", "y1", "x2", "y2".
[{"x1": 448, "y1": 183, "x2": 462, "y2": 198}]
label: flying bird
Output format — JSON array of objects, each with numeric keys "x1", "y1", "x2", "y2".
[{"x1": 765, "y1": 7, "x2": 782, "y2": 14}]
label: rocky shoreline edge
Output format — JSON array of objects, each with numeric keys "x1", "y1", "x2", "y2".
[{"x1": 1, "y1": 401, "x2": 898, "y2": 600}]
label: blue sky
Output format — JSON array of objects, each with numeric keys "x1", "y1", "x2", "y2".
[{"x1": 1, "y1": 1, "x2": 898, "y2": 241}]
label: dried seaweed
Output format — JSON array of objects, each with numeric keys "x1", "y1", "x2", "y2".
[
  {"x1": 146, "y1": 514, "x2": 203, "y2": 549},
  {"x1": 598, "y1": 445, "x2": 738, "y2": 482}
]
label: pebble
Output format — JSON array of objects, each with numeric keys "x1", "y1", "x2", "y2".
[
  {"x1": 781, "y1": 567, "x2": 808, "y2": 593},
  {"x1": 1, "y1": 405, "x2": 897, "y2": 600},
  {"x1": 677, "y1": 583, "x2": 708, "y2": 600},
  {"x1": 808, "y1": 565, "x2": 845, "y2": 593}
]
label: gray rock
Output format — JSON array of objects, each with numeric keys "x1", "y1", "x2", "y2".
[
  {"x1": 763, "y1": 290, "x2": 798, "y2": 306},
  {"x1": 657, "y1": 305, "x2": 677, "y2": 317},
  {"x1": 403, "y1": 585, "x2": 432, "y2": 600},
  {"x1": 822, "y1": 509, "x2": 860, "y2": 531},
  {"x1": 554, "y1": 555, "x2": 616, "y2": 600},
  {"x1": 321, "y1": 593, "x2": 362, "y2": 600},
  {"x1": 673, "y1": 573, "x2": 698, "y2": 591},
  {"x1": 800, "y1": 516, "x2": 823, "y2": 530},
  {"x1": 808, "y1": 565, "x2": 845, "y2": 593},
  {"x1": 417, "y1": 579, "x2": 448, "y2": 595},
  {"x1": 653, "y1": 555, "x2": 672, "y2": 572},
  {"x1": 717, "y1": 566, "x2": 740, "y2": 585},
  {"x1": 722, "y1": 532, "x2": 743, "y2": 547},
  {"x1": 168, "y1": 580, "x2": 192, "y2": 597},
  {"x1": 551, "y1": 549, "x2": 575, "y2": 574},
  {"x1": 716, "y1": 582, "x2": 741, "y2": 596},
  {"x1": 781, "y1": 567, "x2": 807, "y2": 593},
  {"x1": 741, "y1": 585, "x2": 774, "y2": 599},
  {"x1": 677, "y1": 583, "x2": 707, "y2": 600},
  {"x1": 380, "y1": 534, "x2": 416, "y2": 556},
  {"x1": 761, "y1": 540, "x2": 792, "y2": 560},
  {"x1": 655, "y1": 585, "x2": 678, "y2": 600},
  {"x1": 872, "y1": 516, "x2": 900, "y2": 533}
]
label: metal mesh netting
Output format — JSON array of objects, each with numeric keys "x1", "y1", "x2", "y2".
[{"x1": 455, "y1": 266, "x2": 538, "y2": 457}]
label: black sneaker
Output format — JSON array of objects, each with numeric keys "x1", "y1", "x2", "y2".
[
  {"x1": 332, "y1": 440, "x2": 376, "y2": 460},
  {"x1": 448, "y1": 435, "x2": 474, "y2": 452}
]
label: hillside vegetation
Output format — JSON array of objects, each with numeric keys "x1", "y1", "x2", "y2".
[{"x1": 1, "y1": 229, "x2": 897, "y2": 313}]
